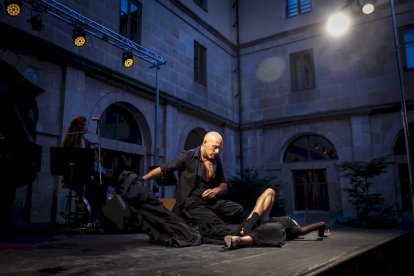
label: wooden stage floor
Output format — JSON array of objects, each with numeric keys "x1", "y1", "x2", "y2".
[{"x1": 1, "y1": 226, "x2": 412, "y2": 275}]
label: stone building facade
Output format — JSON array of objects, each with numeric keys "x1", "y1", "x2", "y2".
[{"x1": 1, "y1": 0, "x2": 413, "y2": 226}]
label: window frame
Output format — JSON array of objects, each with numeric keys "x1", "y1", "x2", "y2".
[
  {"x1": 400, "y1": 24, "x2": 414, "y2": 71},
  {"x1": 283, "y1": 134, "x2": 338, "y2": 162},
  {"x1": 194, "y1": 40, "x2": 207, "y2": 86},
  {"x1": 286, "y1": 0, "x2": 312, "y2": 18},
  {"x1": 100, "y1": 104, "x2": 142, "y2": 144},
  {"x1": 120, "y1": 0, "x2": 142, "y2": 44},
  {"x1": 292, "y1": 169, "x2": 330, "y2": 211},
  {"x1": 289, "y1": 49, "x2": 316, "y2": 92}
]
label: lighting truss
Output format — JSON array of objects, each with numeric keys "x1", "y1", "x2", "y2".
[{"x1": 23, "y1": 0, "x2": 165, "y2": 67}]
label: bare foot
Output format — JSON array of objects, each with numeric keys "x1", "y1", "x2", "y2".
[{"x1": 322, "y1": 229, "x2": 332, "y2": 237}]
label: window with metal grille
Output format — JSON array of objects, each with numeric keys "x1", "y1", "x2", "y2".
[{"x1": 287, "y1": 0, "x2": 312, "y2": 18}]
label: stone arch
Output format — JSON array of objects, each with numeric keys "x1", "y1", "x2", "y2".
[
  {"x1": 392, "y1": 122, "x2": 414, "y2": 156},
  {"x1": 88, "y1": 92, "x2": 152, "y2": 154},
  {"x1": 178, "y1": 120, "x2": 210, "y2": 151},
  {"x1": 184, "y1": 127, "x2": 207, "y2": 150},
  {"x1": 391, "y1": 121, "x2": 414, "y2": 215}
]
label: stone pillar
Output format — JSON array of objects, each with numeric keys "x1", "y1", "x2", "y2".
[{"x1": 351, "y1": 115, "x2": 372, "y2": 161}]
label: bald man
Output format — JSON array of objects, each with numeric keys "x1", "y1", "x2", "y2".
[{"x1": 141, "y1": 131, "x2": 243, "y2": 244}]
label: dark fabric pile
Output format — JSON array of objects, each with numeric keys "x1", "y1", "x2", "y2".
[{"x1": 114, "y1": 171, "x2": 202, "y2": 247}]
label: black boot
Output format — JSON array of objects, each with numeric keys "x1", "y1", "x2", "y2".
[{"x1": 242, "y1": 212, "x2": 261, "y2": 235}]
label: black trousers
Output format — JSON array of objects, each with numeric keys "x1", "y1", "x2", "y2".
[{"x1": 185, "y1": 197, "x2": 243, "y2": 244}]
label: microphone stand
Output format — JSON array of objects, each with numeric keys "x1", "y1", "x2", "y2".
[
  {"x1": 90, "y1": 117, "x2": 102, "y2": 232},
  {"x1": 94, "y1": 118, "x2": 103, "y2": 187}
]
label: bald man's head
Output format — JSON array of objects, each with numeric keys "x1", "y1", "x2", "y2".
[{"x1": 201, "y1": 131, "x2": 223, "y2": 160}]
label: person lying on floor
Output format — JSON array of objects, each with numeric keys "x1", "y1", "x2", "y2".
[
  {"x1": 107, "y1": 164, "x2": 202, "y2": 248},
  {"x1": 224, "y1": 188, "x2": 332, "y2": 249}
]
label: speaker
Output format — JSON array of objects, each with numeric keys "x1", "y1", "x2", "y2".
[{"x1": 102, "y1": 194, "x2": 130, "y2": 231}]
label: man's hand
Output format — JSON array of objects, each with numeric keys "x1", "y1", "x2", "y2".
[
  {"x1": 202, "y1": 188, "x2": 218, "y2": 199},
  {"x1": 202, "y1": 183, "x2": 227, "y2": 199}
]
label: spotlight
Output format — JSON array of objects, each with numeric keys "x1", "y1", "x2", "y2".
[
  {"x1": 326, "y1": 12, "x2": 351, "y2": 36},
  {"x1": 29, "y1": 14, "x2": 43, "y2": 31},
  {"x1": 122, "y1": 51, "x2": 134, "y2": 68},
  {"x1": 358, "y1": 0, "x2": 376, "y2": 15},
  {"x1": 72, "y1": 27, "x2": 86, "y2": 47},
  {"x1": 5, "y1": 0, "x2": 22, "y2": 17}
]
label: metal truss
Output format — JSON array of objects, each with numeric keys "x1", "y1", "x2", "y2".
[{"x1": 24, "y1": 0, "x2": 166, "y2": 67}]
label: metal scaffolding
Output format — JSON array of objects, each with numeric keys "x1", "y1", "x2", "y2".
[
  {"x1": 23, "y1": 0, "x2": 165, "y2": 165},
  {"x1": 25, "y1": 0, "x2": 165, "y2": 67}
]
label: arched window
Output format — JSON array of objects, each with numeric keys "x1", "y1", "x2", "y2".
[
  {"x1": 99, "y1": 104, "x2": 142, "y2": 144},
  {"x1": 284, "y1": 134, "x2": 337, "y2": 211},
  {"x1": 393, "y1": 123, "x2": 414, "y2": 213},
  {"x1": 393, "y1": 122, "x2": 414, "y2": 155},
  {"x1": 284, "y1": 134, "x2": 337, "y2": 162},
  {"x1": 184, "y1": 128, "x2": 206, "y2": 150}
]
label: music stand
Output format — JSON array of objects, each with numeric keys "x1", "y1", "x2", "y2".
[{"x1": 50, "y1": 147, "x2": 95, "y2": 225}]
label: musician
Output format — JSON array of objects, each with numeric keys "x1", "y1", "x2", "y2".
[
  {"x1": 61, "y1": 115, "x2": 106, "y2": 230},
  {"x1": 62, "y1": 115, "x2": 90, "y2": 148}
]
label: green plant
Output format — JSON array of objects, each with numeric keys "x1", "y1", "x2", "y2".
[
  {"x1": 225, "y1": 167, "x2": 285, "y2": 217},
  {"x1": 336, "y1": 155, "x2": 394, "y2": 227}
]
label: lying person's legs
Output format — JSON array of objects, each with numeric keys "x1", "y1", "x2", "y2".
[
  {"x1": 229, "y1": 188, "x2": 276, "y2": 240},
  {"x1": 239, "y1": 188, "x2": 276, "y2": 235},
  {"x1": 251, "y1": 188, "x2": 275, "y2": 220},
  {"x1": 224, "y1": 234, "x2": 254, "y2": 249},
  {"x1": 225, "y1": 220, "x2": 286, "y2": 249},
  {"x1": 297, "y1": 221, "x2": 332, "y2": 238}
]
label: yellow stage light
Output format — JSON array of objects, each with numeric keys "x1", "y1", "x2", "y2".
[
  {"x1": 5, "y1": 0, "x2": 22, "y2": 17},
  {"x1": 122, "y1": 52, "x2": 134, "y2": 68},
  {"x1": 72, "y1": 28, "x2": 86, "y2": 47}
]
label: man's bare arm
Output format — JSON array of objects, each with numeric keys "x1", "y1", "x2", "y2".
[{"x1": 142, "y1": 166, "x2": 163, "y2": 181}]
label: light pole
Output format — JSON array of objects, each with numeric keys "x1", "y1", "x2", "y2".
[
  {"x1": 154, "y1": 66, "x2": 160, "y2": 167},
  {"x1": 389, "y1": 0, "x2": 414, "y2": 215},
  {"x1": 326, "y1": 0, "x2": 414, "y2": 216}
]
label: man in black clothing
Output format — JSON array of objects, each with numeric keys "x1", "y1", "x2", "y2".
[{"x1": 141, "y1": 131, "x2": 243, "y2": 244}]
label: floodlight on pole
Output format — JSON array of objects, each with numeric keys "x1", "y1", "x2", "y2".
[
  {"x1": 389, "y1": 0, "x2": 414, "y2": 216},
  {"x1": 359, "y1": 0, "x2": 376, "y2": 15},
  {"x1": 327, "y1": 0, "x2": 414, "y2": 216},
  {"x1": 326, "y1": 12, "x2": 351, "y2": 36}
]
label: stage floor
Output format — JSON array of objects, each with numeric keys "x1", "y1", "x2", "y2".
[{"x1": 0, "y1": 226, "x2": 412, "y2": 275}]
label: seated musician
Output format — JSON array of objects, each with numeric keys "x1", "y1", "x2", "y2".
[{"x1": 62, "y1": 115, "x2": 107, "y2": 229}]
